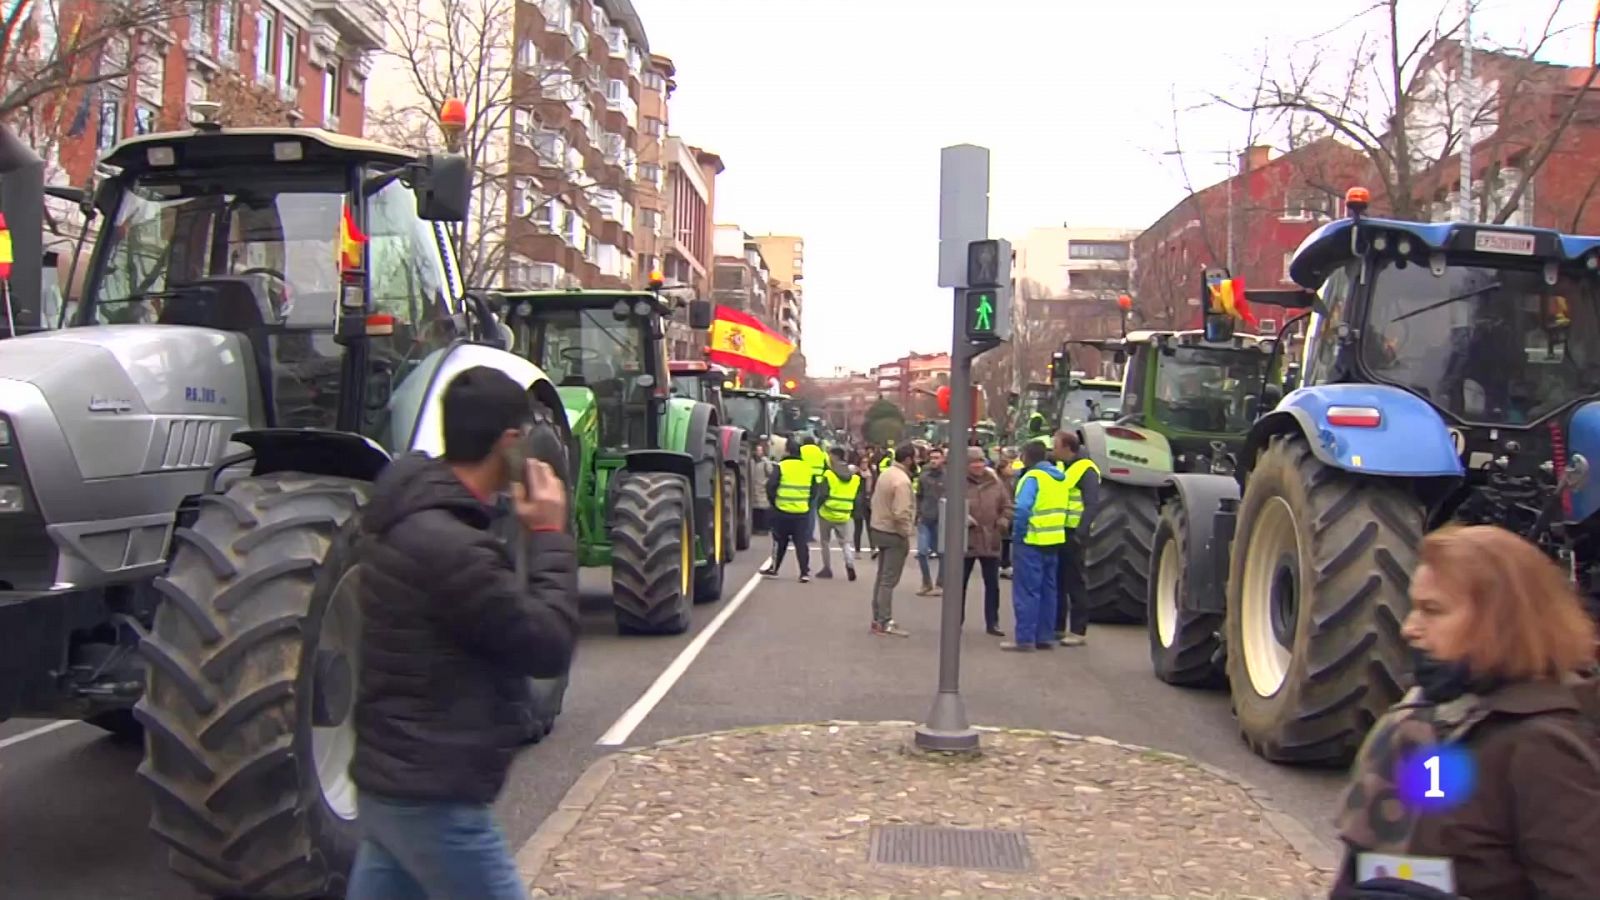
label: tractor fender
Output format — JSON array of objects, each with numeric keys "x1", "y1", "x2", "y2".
[
  {"x1": 1156, "y1": 473, "x2": 1241, "y2": 615},
  {"x1": 678, "y1": 402, "x2": 721, "y2": 502},
  {"x1": 1241, "y1": 384, "x2": 1464, "y2": 481},
  {"x1": 398, "y1": 342, "x2": 566, "y2": 458},
  {"x1": 1080, "y1": 419, "x2": 1175, "y2": 487},
  {"x1": 619, "y1": 449, "x2": 696, "y2": 484},
  {"x1": 229, "y1": 428, "x2": 390, "y2": 482}
]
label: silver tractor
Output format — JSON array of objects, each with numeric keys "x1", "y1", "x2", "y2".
[{"x1": 0, "y1": 120, "x2": 571, "y2": 897}]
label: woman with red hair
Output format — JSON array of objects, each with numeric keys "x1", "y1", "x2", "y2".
[{"x1": 1333, "y1": 525, "x2": 1600, "y2": 900}]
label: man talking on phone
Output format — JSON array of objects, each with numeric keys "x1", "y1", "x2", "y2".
[{"x1": 347, "y1": 366, "x2": 579, "y2": 899}]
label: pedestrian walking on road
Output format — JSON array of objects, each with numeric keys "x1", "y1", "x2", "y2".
[
  {"x1": 798, "y1": 433, "x2": 828, "y2": 544},
  {"x1": 760, "y1": 439, "x2": 817, "y2": 582},
  {"x1": 817, "y1": 447, "x2": 862, "y2": 581},
  {"x1": 868, "y1": 443, "x2": 917, "y2": 636},
  {"x1": 347, "y1": 367, "x2": 579, "y2": 900},
  {"x1": 853, "y1": 451, "x2": 874, "y2": 554},
  {"x1": 961, "y1": 445, "x2": 1011, "y2": 636},
  {"x1": 1052, "y1": 430, "x2": 1100, "y2": 646},
  {"x1": 915, "y1": 447, "x2": 947, "y2": 595},
  {"x1": 1332, "y1": 524, "x2": 1600, "y2": 900},
  {"x1": 749, "y1": 440, "x2": 773, "y2": 534},
  {"x1": 1004, "y1": 440, "x2": 1065, "y2": 651}
]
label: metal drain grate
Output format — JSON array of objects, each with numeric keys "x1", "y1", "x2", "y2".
[{"x1": 868, "y1": 825, "x2": 1034, "y2": 872}]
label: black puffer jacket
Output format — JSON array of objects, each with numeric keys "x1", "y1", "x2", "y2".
[{"x1": 350, "y1": 453, "x2": 578, "y2": 804}]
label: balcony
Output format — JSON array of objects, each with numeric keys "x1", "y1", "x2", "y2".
[{"x1": 309, "y1": 0, "x2": 385, "y2": 51}]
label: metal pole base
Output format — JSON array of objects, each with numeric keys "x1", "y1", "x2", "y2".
[{"x1": 913, "y1": 690, "x2": 981, "y2": 752}]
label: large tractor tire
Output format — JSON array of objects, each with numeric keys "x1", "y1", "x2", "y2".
[
  {"x1": 135, "y1": 473, "x2": 371, "y2": 899},
  {"x1": 1081, "y1": 480, "x2": 1158, "y2": 623},
  {"x1": 692, "y1": 468, "x2": 731, "y2": 603},
  {"x1": 1148, "y1": 499, "x2": 1225, "y2": 688},
  {"x1": 735, "y1": 463, "x2": 753, "y2": 551},
  {"x1": 611, "y1": 471, "x2": 695, "y2": 635},
  {"x1": 1226, "y1": 433, "x2": 1420, "y2": 766},
  {"x1": 503, "y1": 400, "x2": 573, "y2": 744}
]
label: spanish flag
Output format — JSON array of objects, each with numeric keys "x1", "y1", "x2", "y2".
[
  {"x1": 339, "y1": 204, "x2": 366, "y2": 271},
  {"x1": 707, "y1": 304, "x2": 794, "y2": 378},
  {"x1": 0, "y1": 213, "x2": 12, "y2": 281},
  {"x1": 1209, "y1": 276, "x2": 1258, "y2": 328}
]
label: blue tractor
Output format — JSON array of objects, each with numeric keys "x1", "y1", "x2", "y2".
[{"x1": 1151, "y1": 188, "x2": 1600, "y2": 765}]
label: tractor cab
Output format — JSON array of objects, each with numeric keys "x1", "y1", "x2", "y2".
[
  {"x1": 669, "y1": 359, "x2": 732, "y2": 409},
  {"x1": 72, "y1": 124, "x2": 474, "y2": 444},
  {"x1": 500, "y1": 291, "x2": 670, "y2": 450}
]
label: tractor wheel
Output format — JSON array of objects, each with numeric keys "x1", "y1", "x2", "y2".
[
  {"x1": 1226, "y1": 433, "x2": 1420, "y2": 765},
  {"x1": 1081, "y1": 480, "x2": 1158, "y2": 623},
  {"x1": 693, "y1": 469, "x2": 730, "y2": 603},
  {"x1": 1148, "y1": 499, "x2": 1224, "y2": 688},
  {"x1": 135, "y1": 473, "x2": 371, "y2": 898},
  {"x1": 611, "y1": 472, "x2": 694, "y2": 635},
  {"x1": 735, "y1": 465, "x2": 753, "y2": 551},
  {"x1": 501, "y1": 401, "x2": 572, "y2": 744}
]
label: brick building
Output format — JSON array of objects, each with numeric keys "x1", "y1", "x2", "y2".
[
  {"x1": 752, "y1": 234, "x2": 803, "y2": 348},
  {"x1": 659, "y1": 138, "x2": 721, "y2": 358},
  {"x1": 44, "y1": 0, "x2": 381, "y2": 188},
  {"x1": 711, "y1": 225, "x2": 773, "y2": 323}
]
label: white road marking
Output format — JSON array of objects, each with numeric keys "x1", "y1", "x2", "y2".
[
  {"x1": 0, "y1": 719, "x2": 79, "y2": 751},
  {"x1": 596, "y1": 570, "x2": 764, "y2": 746}
]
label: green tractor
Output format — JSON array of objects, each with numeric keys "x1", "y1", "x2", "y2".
[
  {"x1": 1006, "y1": 381, "x2": 1056, "y2": 446},
  {"x1": 496, "y1": 291, "x2": 732, "y2": 634},
  {"x1": 0, "y1": 122, "x2": 573, "y2": 896},
  {"x1": 723, "y1": 385, "x2": 796, "y2": 455},
  {"x1": 1073, "y1": 269, "x2": 1281, "y2": 624},
  {"x1": 669, "y1": 359, "x2": 755, "y2": 551},
  {"x1": 1048, "y1": 349, "x2": 1123, "y2": 433}
]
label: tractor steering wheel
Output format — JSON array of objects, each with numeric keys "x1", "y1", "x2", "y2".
[
  {"x1": 560, "y1": 346, "x2": 604, "y2": 366},
  {"x1": 237, "y1": 266, "x2": 291, "y2": 316}
]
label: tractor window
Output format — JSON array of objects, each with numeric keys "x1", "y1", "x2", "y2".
[
  {"x1": 1150, "y1": 347, "x2": 1269, "y2": 434},
  {"x1": 724, "y1": 393, "x2": 769, "y2": 435},
  {"x1": 1362, "y1": 261, "x2": 1600, "y2": 425},
  {"x1": 90, "y1": 177, "x2": 345, "y2": 328},
  {"x1": 1304, "y1": 265, "x2": 1353, "y2": 385},
  {"x1": 525, "y1": 306, "x2": 651, "y2": 448},
  {"x1": 670, "y1": 374, "x2": 706, "y2": 401}
]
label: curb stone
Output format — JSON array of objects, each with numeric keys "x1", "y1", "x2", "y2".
[{"x1": 516, "y1": 721, "x2": 1340, "y2": 891}]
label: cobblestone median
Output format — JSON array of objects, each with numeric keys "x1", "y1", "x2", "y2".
[{"x1": 523, "y1": 722, "x2": 1336, "y2": 898}]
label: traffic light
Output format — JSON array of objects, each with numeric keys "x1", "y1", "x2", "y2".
[{"x1": 964, "y1": 238, "x2": 1011, "y2": 344}]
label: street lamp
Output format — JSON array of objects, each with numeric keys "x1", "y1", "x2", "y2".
[{"x1": 1162, "y1": 148, "x2": 1237, "y2": 274}]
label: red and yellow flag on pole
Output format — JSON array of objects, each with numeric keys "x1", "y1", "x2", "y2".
[
  {"x1": 339, "y1": 204, "x2": 366, "y2": 271},
  {"x1": 706, "y1": 304, "x2": 794, "y2": 378},
  {"x1": 1209, "y1": 276, "x2": 1258, "y2": 328},
  {"x1": 0, "y1": 213, "x2": 12, "y2": 281}
]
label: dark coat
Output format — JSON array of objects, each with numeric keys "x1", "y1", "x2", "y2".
[
  {"x1": 350, "y1": 453, "x2": 579, "y2": 805},
  {"x1": 1332, "y1": 678, "x2": 1600, "y2": 900}
]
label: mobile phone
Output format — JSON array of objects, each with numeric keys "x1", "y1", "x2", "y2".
[{"x1": 504, "y1": 441, "x2": 529, "y2": 483}]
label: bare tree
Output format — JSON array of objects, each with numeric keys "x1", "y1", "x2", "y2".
[
  {"x1": 1221, "y1": 0, "x2": 1599, "y2": 224},
  {"x1": 0, "y1": 0, "x2": 190, "y2": 123},
  {"x1": 370, "y1": 0, "x2": 602, "y2": 288}
]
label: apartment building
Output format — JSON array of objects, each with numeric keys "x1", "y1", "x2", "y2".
[
  {"x1": 752, "y1": 234, "x2": 803, "y2": 348},
  {"x1": 711, "y1": 225, "x2": 772, "y2": 325},
  {"x1": 656, "y1": 138, "x2": 721, "y2": 357},
  {"x1": 631, "y1": 53, "x2": 674, "y2": 285},
  {"x1": 504, "y1": 0, "x2": 650, "y2": 290},
  {"x1": 46, "y1": 0, "x2": 382, "y2": 186}
]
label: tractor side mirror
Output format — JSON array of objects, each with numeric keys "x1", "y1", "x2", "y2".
[
  {"x1": 688, "y1": 299, "x2": 713, "y2": 330},
  {"x1": 1113, "y1": 350, "x2": 1126, "y2": 365},
  {"x1": 91, "y1": 180, "x2": 118, "y2": 218},
  {"x1": 415, "y1": 154, "x2": 471, "y2": 222}
]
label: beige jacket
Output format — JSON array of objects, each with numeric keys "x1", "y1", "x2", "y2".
[{"x1": 870, "y1": 462, "x2": 916, "y2": 538}]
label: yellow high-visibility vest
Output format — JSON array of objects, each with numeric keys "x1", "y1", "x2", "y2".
[
  {"x1": 1018, "y1": 467, "x2": 1070, "y2": 546},
  {"x1": 775, "y1": 457, "x2": 813, "y2": 514},
  {"x1": 820, "y1": 470, "x2": 861, "y2": 523},
  {"x1": 1061, "y1": 457, "x2": 1101, "y2": 530}
]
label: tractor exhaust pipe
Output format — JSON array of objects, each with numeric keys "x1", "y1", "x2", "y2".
[{"x1": 0, "y1": 124, "x2": 44, "y2": 338}]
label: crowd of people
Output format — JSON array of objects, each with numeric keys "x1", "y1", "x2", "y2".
[{"x1": 334, "y1": 367, "x2": 1600, "y2": 899}]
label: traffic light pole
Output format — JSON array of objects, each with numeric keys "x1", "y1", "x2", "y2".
[{"x1": 913, "y1": 287, "x2": 983, "y2": 753}]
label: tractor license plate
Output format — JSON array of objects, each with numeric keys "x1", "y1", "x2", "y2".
[{"x1": 1473, "y1": 230, "x2": 1536, "y2": 256}]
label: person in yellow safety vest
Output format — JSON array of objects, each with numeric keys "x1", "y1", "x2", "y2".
[
  {"x1": 1002, "y1": 440, "x2": 1068, "y2": 651},
  {"x1": 759, "y1": 439, "x2": 819, "y2": 582},
  {"x1": 816, "y1": 447, "x2": 862, "y2": 581},
  {"x1": 1050, "y1": 430, "x2": 1100, "y2": 646},
  {"x1": 798, "y1": 434, "x2": 828, "y2": 545}
]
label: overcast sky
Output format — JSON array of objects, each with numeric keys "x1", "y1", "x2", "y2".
[{"x1": 630, "y1": 0, "x2": 1594, "y2": 374}]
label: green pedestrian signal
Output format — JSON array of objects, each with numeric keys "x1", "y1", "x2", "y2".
[{"x1": 966, "y1": 288, "x2": 1002, "y2": 341}]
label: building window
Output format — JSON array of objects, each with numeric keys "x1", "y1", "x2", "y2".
[
  {"x1": 1283, "y1": 188, "x2": 1338, "y2": 222},
  {"x1": 606, "y1": 26, "x2": 626, "y2": 57},
  {"x1": 279, "y1": 22, "x2": 299, "y2": 92},
  {"x1": 188, "y1": 1, "x2": 215, "y2": 54},
  {"x1": 96, "y1": 93, "x2": 125, "y2": 150},
  {"x1": 133, "y1": 103, "x2": 160, "y2": 134},
  {"x1": 641, "y1": 208, "x2": 662, "y2": 234},
  {"x1": 255, "y1": 5, "x2": 277, "y2": 80},
  {"x1": 518, "y1": 38, "x2": 538, "y2": 70},
  {"x1": 638, "y1": 162, "x2": 662, "y2": 188},
  {"x1": 1067, "y1": 240, "x2": 1130, "y2": 260},
  {"x1": 1282, "y1": 251, "x2": 1294, "y2": 284},
  {"x1": 323, "y1": 64, "x2": 342, "y2": 121},
  {"x1": 220, "y1": 0, "x2": 239, "y2": 52},
  {"x1": 134, "y1": 40, "x2": 165, "y2": 107},
  {"x1": 643, "y1": 115, "x2": 664, "y2": 137}
]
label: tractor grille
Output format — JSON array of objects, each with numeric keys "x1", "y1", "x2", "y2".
[
  {"x1": 159, "y1": 418, "x2": 224, "y2": 470},
  {"x1": 0, "y1": 417, "x2": 57, "y2": 591}
]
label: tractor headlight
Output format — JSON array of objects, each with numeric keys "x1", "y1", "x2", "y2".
[{"x1": 0, "y1": 484, "x2": 22, "y2": 513}]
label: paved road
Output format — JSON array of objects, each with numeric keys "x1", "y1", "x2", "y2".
[{"x1": 0, "y1": 543, "x2": 1345, "y2": 898}]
